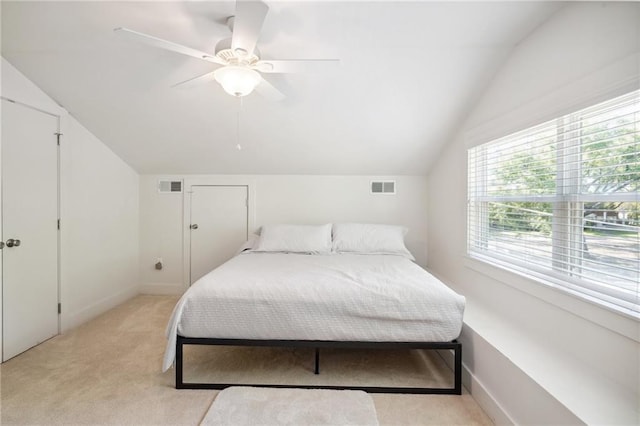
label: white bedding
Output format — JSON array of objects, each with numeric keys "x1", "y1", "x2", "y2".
[{"x1": 163, "y1": 253, "x2": 465, "y2": 372}]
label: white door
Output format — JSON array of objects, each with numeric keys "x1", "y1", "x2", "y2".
[
  {"x1": 190, "y1": 185, "x2": 248, "y2": 284},
  {"x1": 2, "y1": 99, "x2": 59, "y2": 361}
]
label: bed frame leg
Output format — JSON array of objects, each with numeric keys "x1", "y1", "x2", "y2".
[
  {"x1": 176, "y1": 336, "x2": 185, "y2": 389},
  {"x1": 454, "y1": 341, "x2": 462, "y2": 395},
  {"x1": 314, "y1": 348, "x2": 320, "y2": 375}
]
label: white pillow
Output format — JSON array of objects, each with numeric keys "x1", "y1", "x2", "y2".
[
  {"x1": 255, "y1": 224, "x2": 332, "y2": 254},
  {"x1": 332, "y1": 223, "x2": 415, "y2": 260}
]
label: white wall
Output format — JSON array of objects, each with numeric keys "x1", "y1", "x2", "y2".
[
  {"x1": 59, "y1": 118, "x2": 140, "y2": 330},
  {"x1": 427, "y1": 3, "x2": 639, "y2": 425},
  {"x1": 139, "y1": 174, "x2": 428, "y2": 294},
  {"x1": 1, "y1": 57, "x2": 140, "y2": 333}
]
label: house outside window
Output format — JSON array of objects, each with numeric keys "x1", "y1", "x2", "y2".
[{"x1": 468, "y1": 90, "x2": 639, "y2": 317}]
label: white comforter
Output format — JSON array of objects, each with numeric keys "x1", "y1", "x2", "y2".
[{"x1": 163, "y1": 253, "x2": 465, "y2": 371}]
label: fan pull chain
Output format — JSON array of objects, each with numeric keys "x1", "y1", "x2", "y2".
[{"x1": 236, "y1": 97, "x2": 243, "y2": 151}]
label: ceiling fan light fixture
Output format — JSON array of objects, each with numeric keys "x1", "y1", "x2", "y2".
[{"x1": 214, "y1": 66, "x2": 261, "y2": 97}]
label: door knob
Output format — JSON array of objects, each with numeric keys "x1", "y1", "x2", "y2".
[
  {"x1": 190, "y1": 224, "x2": 198, "y2": 230},
  {"x1": 5, "y1": 239, "x2": 21, "y2": 247}
]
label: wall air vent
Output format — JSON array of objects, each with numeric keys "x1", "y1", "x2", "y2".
[
  {"x1": 370, "y1": 180, "x2": 396, "y2": 195},
  {"x1": 158, "y1": 180, "x2": 182, "y2": 193}
]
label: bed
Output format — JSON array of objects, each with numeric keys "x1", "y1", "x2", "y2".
[{"x1": 163, "y1": 223, "x2": 465, "y2": 394}]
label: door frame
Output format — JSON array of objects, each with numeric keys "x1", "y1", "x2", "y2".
[
  {"x1": 1, "y1": 97, "x2": 61, "y2": 361},
  {"x1": 181, "y1": 177, "x2": 256, "y2": 289}
]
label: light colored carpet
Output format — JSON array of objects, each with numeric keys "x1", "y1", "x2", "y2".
[
  {"x1": 201, "y1": 386, "x2": 378, "y2": 425},
  {"x1": 0, "y1": 295, "x2": 493, "y2": 425}
]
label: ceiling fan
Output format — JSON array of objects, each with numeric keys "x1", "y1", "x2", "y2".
[{"x1": 114, "y1": 0, "x2": 338, "y2": 101}]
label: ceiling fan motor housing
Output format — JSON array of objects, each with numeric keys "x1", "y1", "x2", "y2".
[{"x1": 215, "y1": 37, "x2": 260, "y2": 66}]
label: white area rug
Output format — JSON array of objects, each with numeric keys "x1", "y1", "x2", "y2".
[{"x1": 200, "y1": 386, "x2": 379, "y2": 426}]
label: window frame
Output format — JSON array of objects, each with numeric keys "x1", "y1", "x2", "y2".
[{"x1": 467, "y1": 90, "x2": 640, "y2": 320}]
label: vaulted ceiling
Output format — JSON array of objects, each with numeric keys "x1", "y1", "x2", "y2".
[{"x1": 1, "y1": 1, "x2": 563, "y2": 175}]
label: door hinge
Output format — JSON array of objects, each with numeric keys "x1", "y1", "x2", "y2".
[
  {"x1": 57, "y1": 219, "x2": 60, "y2": 230},
  {"x1": 58, "y1": 303, "x2": 61, "y2": 314}
]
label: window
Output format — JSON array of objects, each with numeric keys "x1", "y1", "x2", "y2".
[{"x1": 468, "y1": 90, "x2": 640, "y2": 317}]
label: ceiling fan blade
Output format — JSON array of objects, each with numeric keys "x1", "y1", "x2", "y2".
[
  {"x1": 114, "y1": 27, "x2": 226, "y2": 66},
  {"x1": 255, "y1": 59, "x2": 340, "y2": 74},
  {"x1": 231, "y1": 0, "x2": 269, "y2": 58},
  {"x1": 171, "y1": 71, "x2": 217, "y2": 89},
  {"x1": 255, "y1": 77, "x2": 285, "y2": 102}
]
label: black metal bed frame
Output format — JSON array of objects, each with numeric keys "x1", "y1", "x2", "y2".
[{"x1": 175, "y1": 336, "x2": 462, "y2": 395}]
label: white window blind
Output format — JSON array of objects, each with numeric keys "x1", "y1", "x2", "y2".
[{"x1": 468, "y1": 90, "x2": 640, "y2": 317}]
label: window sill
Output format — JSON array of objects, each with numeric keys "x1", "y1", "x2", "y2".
[
  {"x1": 461, "y1": 300, "x2": 639, "y2": 425},
  {"x1": 464, "y1": 255, "x2": 639, "y2": 343}
]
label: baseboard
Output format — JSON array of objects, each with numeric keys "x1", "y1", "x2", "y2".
[
  {"x1": 139, "y1": 282, "x2": 185, "y2": 295},
  {"x1": 462, "y1": 363, "x2": 516, "y2": 425},
  {"x1": 437, "y1": 349, "x2": 515, "y2": 425},
  {"x1": 61, "y1": 286, "x2": 138, "y2": 332}
]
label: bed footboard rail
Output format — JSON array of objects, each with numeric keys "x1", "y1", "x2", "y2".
[{"x1": 175, "y1": 336, "x2": 462, "y2": 395}]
